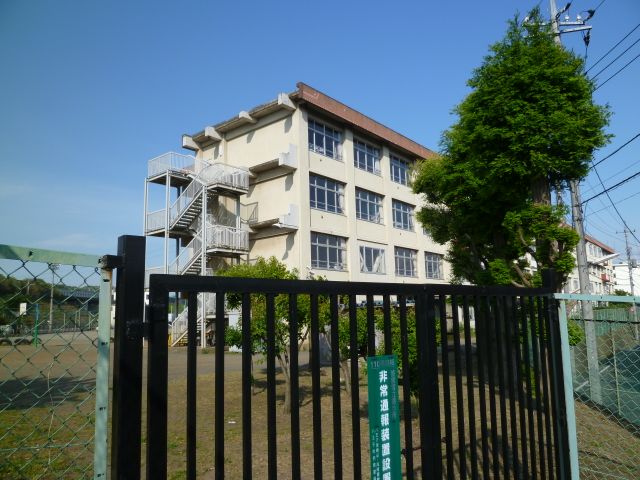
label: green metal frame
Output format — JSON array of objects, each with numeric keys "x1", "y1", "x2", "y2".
[
  {"x1": 0, "y1": 243, "x2": 110, "y2": 479},
  {"x1": 554, "y1": 292, "x2": 640, "y2": 480}
]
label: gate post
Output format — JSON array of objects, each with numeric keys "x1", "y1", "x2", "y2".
[
  {"x1": 110, "y1": 235, "x2": 146, "y2": 480},
  {"x1": 416, "y1": 287, "x2": 442, "y2": 478}
]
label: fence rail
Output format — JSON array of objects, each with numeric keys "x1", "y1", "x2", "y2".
[
  {"x1": 0, "y1": 243, "x2": 112, "y2": 479},
  {"x1": 109, "y1": 242, "x2": 569, "y2": 480},
  {"x1": 556, "y1": 293, "x2": 640, "y2": 480}
]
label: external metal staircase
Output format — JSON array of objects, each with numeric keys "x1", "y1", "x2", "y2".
[{"x1": 170, "y1": 292, "x2": 216, "y2": 347}]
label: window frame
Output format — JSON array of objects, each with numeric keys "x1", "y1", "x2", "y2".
[
  {"x1": 392, "y1": 199, "x2": 415, "y2": 231},
  {"x1": 359, "y1": 245, "x2": 386, "y2": 274},
  {"x1": 309, "y1": 174, "x2": 345, "y2": 214},
  {"x1": 308, "y1": 118, "x2": 343, "y2": 160},
  {"x1": 395, "y1": 247, "x2": 417, "y2": 277},
  {"x1": 355, "y1": 188, "x2": 384, "y2": 224},
  {"x1": 311, "y1": 232, "x2": 347, "y2": 271},
  {"x1": 390, "y1": 154, "x2": 411, "y2": 186},
  {"x1": 353, "y1": 139, "x2": 381, "y2": 175},
  {"x1": 425, "y1": 252, "x2": 444, "y2": 280}
]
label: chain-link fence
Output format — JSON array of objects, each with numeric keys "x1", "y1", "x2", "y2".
[
  {"x1": 558, "y1": 294, "x2": 640, "y2": 480},
  {"x1": 0, "y1": 244, "x2": 111, "y2": 479}
]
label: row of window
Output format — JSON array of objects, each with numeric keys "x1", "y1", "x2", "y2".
[
  {"x1": 311, "y1": 232, "x2": 444, "y2": 279},
  {"x1": 308, "y1": 119, "x2": 412, "y2": 186},
  {"x1": 310, "y1": 174, "x2": 415, "y2": 230}
]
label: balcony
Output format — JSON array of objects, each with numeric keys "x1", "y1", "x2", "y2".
[
  {"x1": 147, "y1": 152, "x2": 196, "y2": 181},
  {"x1": 145, "y1": 209, "x2": 166, "y2": 234},
  {"x1": 206, "y1": 225, "x2": 249, "y2": 253}
]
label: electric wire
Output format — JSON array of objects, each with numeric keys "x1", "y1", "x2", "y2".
[
  {"x1": 590, "y1": 190, "x2": 640, "y2": 215},
  {"x1": 591, "y1": 131, "x2": 640, "y2": 169},
  {"x1": 585, "y1": 21, "x2": 640, "y2": 74},
  {"x1": 593, "y1": 51, "x2": 640, "y2": 91},
  {"x1": 583, "y1": 166, "x2": 640, "y2": 244},
  {"x1": 590, "y1": 36, "x2": 640, "y2": 79}
]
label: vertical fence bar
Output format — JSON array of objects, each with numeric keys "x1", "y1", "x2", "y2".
[
  {"x1": 515, "y1": 296, "x2": 530, "y2": 480},
  {"x1": 505, "y1": 296, "x2": 520, "y2": 477},
  {"x1": 485, "y1": 297, "x2": 500, "y2": 479},
  {"x1": 146, "y1": 285, "x2": 169, "y2": 479},
  {"x1": 242, "y1": 293, "x2": 254, "y2": 480},
  {"x1": 557, "y1": 299, "x2": 580, "y2": 480},
  {"x1": 439, "y1": 294, "x2": 454, "y2": 478},
  {"x1": 266, "y1": 293, "x2": 277, "y2": 480},
  {"x1": 288, "y1": 294, "x2": 301, "y2": 480},
  {"x1": 537, "y1": 298, "x2": 555, "y2": 478},
  {"x1": 93, "y1": 264, "x2": 112, "y2": 479},
  {"x1": 366, "y1": 294, "x2": 375, "y2": 357},
  {"x1": 524, "y1": 297, "x2": 538, "y2": 479},
  {"x1": 310, "y1": 294, "x2": 323, "y2": 480},
  {"x1": 544, "y1": 291, "x2": 570, "y2": 479},
  {"x1": 349, "y1": 294, "x2": 362, "y2": 479},
  {"x1": 462, "y1": 296, "x2": 478, "y2": 479},
  {"x1": 215, "y1": 290, "x2": 226, "y2": 480},
  {"x1": 187, "y1": 293, "x2": 197, "y2": 480},
  {"x1": 242, "y1": 293, "x2": 253, "y2": 480},
  {"x1": 111, "y1": 235, "x2": 146, "y2": 480},
  {"x1": 476, "y1": 296, "x2": 491, "y2": 479},
  {"x1": 530, "y1": 298, "x2": 547, "y2": 480},
  {"x1": 383, "y1": 295, "x2": 392, "y2": 354},
  {"x1": 495, "y1": 296, "x2": 510, "y2": 479},
  {"x1": 398, "y1": 296, "x2": 414, "y2": 479},
  {"x1": 330, "y1": 294, "x2": 343, "y2": 479},
  {"x1": 451, "y1": 295, "x2": 467, "y2": 478}
]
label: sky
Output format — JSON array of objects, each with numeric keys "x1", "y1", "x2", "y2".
[{"x1": 1, "y1": 0, "x2": 639, "y2": 267}]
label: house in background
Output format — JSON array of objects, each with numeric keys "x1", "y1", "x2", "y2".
[
  {"x1": 612, "y1": 261, "x2": 640, "y2": 296},
  {"x1": 563, "y1": 234, "x2": 618, "y2": 295},
  {"x1": 143, "y1": 82, "x2": 449, "y2": 344}
]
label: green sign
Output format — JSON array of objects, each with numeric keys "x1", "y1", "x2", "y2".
[{"x1": 367, "y1": 354, "x2": 402, "y2": 480}]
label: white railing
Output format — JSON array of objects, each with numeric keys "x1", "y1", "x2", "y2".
[
  {"x1": 168, "y1": 234, "x2": 202, "y2": 275},
  {"x1": 199, "y1": 163, "x2": 250, "y2": 191},
  {"x1": 145, "y1": 209, "x2": 166, "y2": 232},
  {"x1": 170, "y1": 293, "x2": 217, "y2": 346},
  {"x1": 170, "y1": 178, "x2": 203, "y2": 225},
  {"x1": 147, "y1": 152, "x2": 196, "y2": 178},
  {"x1": 206, "y1": 224, "x2": 249, "y2": 251}
]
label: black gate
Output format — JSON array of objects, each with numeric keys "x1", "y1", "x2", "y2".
[{"x1": 110, "y1": 236, "x2": 570, "y2": 479}]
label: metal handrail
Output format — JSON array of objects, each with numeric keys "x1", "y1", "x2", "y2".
[
  {"x1": 199, "y1": 163, "x2": 250, "y2": 191},
  {"x1": 147, "y1": 152, "x2": 196, "y2": 178},
  {"x1": 206, "y1": 224, "x2": 249, "y2": 251},
  {"x1": 145, "y1": 209, "x2": 166, "y2": 232},
  {"x1": 168, "y1": 234, "x2": 202, "y2": 275},
  {"x1": 170, "y1": 179, "x2": 204, "y2": 225}
]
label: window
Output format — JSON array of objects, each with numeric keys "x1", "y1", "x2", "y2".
[
  {"x1": 425, "y1": 252, "x2": 444, "y2": 279},
  {"x1": 360, "y1": 246, "x2": 385, "y2": 274},
  {"x1": 390, "y1": 155, "x2": 411, "y2": 185},
  {"x1": 308, "y1": 119, "x2": 342, "y2": 160},
  {"x1": 310, "y1": 174, "x2": 345, "y2": 214},
  {"x1": 311, "y1": 232, "x2": 347, "y2": 270},
  {"x1": 355, "y1": 188, "x2": 383, "y2": 223},
  {"x1": 395, "y1": 247, "x2": 417, "y2": 277},
  {"x1": 354, "y1": 140, "x2": 381, "y2": 174},
  {"x1": 392, "y1": 200, "x2": 414, "y2": 230}
]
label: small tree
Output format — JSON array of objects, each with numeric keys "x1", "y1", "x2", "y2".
[
  {"x1": 413, "y1": 8, "x2": 610, "y2": 288},
  {"x1": 218, "y1": 257, "x2": 328, "y2": 413}
]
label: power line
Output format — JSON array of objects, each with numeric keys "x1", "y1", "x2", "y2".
[
  {"x1": 593, "y1": 51, "x2": 640, "y2": 91},
  {"x1": 590, "y1": 36, "x2": 640, "y2": 79},
  {"x1": 590, "y1": 190, "x2": 640, "y2": 215},
  {"x1": 591, "y1": 131, "x2": 640, "y2": 169},
  {"x1": 585, "y1": 21, "x2": 640, "y2": 74},
  {"x1": 584, "y1": 166, "x2": 640, "y2": 244}
]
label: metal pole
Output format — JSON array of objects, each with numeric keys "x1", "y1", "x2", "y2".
[
  {"x1": 110, "y1": 235, "x2": 146, "y2": 479},
  {"x1": 621, "y1": 228, "x2": 639, "y2": 339},
  {"x1": 48, "y1": 263, "x2": 58, "y2": 332},
  {"x1": 164, "y1": 171, "x2": 171, "y2": 274},
  {"x1": 550, "y1": 0, "x2": 602, "y2": 405},
  {"x1": 201, "y1": 187, "x2": 208, "y2": 349}
]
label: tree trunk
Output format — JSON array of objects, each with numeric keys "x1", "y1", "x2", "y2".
[
  {"x1": 340, "y1": 360, "x2": 351, "y2": 396},
  {"x1": 531, "y1": 177, "x2": 551, "y2": 206},
  {"x1": 277, "y1": 354, "x2": 292, "y2": 414}
]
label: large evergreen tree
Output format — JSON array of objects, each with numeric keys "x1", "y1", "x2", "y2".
[{"x1": 414, "y1": 9, "x2": 610, "y2": 287}]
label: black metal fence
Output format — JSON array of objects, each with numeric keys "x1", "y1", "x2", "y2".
[{"x1": 110, "y1": 236, "x2": 570, "y2": 479}]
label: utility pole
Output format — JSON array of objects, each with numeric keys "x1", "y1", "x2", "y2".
[
  {"x1": 620, "y1": 228, "x2": 639, "y2": 338},
  {"x1": 549, "y1": 0, "x2": 602, "y2": 403}
]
